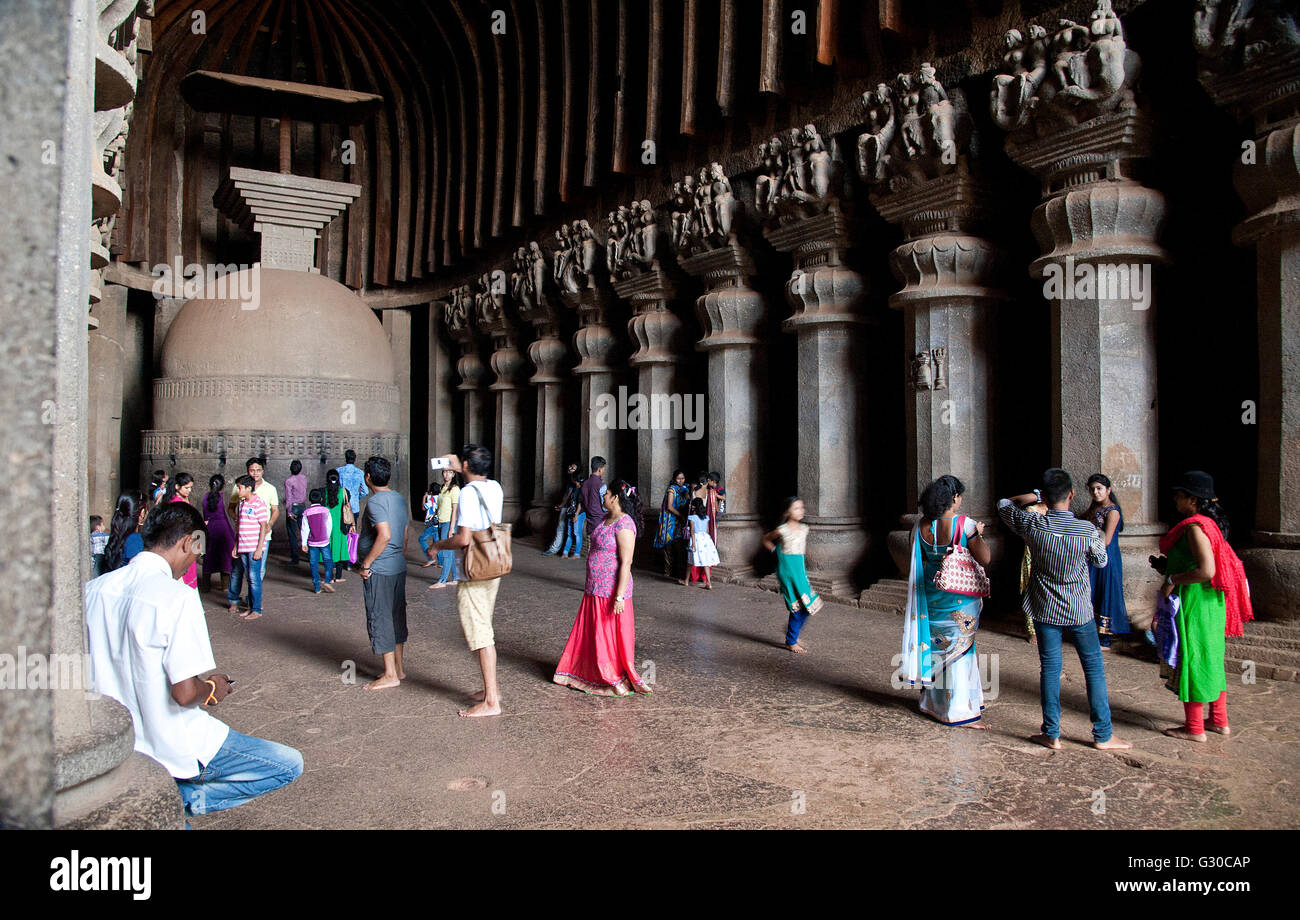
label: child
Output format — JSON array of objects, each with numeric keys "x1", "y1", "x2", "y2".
[
  {"x1": 686, "y1": 497, "x2": 719, "y2": 589},
  {"x1": 418, "y1": 481, "x2": 440, "y2": 567},
  {"x1": 761, "y1": 496, "x2": 823, "y2": 653},
  {"x1": 90, "y1": 515, "x2": 109, "y2": 578},
  {"x1": 301, "y1": 488, "x2": 336, "y2": 594},
  {"x1": 228, "y1": 474, "x2": 270, "y2": 620}
]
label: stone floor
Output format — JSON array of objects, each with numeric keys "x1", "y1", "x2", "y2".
[{"x1": 190, "y1": 542, "x2": 1300, "y2": 830}]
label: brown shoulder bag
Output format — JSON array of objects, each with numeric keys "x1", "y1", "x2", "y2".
[{"x1": 463, "y1": 483, "x2": 512, "y2": 580}]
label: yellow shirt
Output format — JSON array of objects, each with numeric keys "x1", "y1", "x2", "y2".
[{"x1": 436, "y1": 484, "x2": 460, "y2": 524}]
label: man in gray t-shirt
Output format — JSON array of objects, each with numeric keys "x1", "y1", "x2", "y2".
[{"x1": 356, "y1": 456, "x2": 409, "y2": 690}]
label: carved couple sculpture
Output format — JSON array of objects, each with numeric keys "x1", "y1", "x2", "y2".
[
  {"x1": 607, "y1": 200, "x2": 658, "y2": 278},
  {"x1": 673, "y1": 163, "x2": 738, "y2": 255},
  {"x1": 755, "y1": 126, "x2": 834, "y2": 225},
  {"x1": 857, "y1": 62, "x2": 967, "y2": 188},
  {"x1": 990, "y1": 0, "x2": 1139, "y2": 135}
]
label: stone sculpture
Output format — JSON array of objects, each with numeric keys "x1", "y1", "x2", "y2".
[
  {"x1": 760, "y1": 127, "x2": 837, "y2": 225},
  {"x1": 931, "y1": 346, "x2": 948, "y2": 390},
  {"x1": 857, "y1": 64, "x2": 969, "y2": 189},
  {"x1": 990, "y1": 0, "x2": 1140, "y2": 136},
  {"x1": 912, "y1": 351, "x2": 934, "y2": 390},
  {"x1": 1194, "y1": 0, "x2": 1300, "y2": 74},
  {"x1": 676, "y1": 163, "x2": 740, "y2": 256},
  {"x1": 609, "y1": 200, "x2": 659, "y2": 278}
]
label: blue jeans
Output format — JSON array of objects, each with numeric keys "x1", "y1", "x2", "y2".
[
  {"x1": 287, "y1": 504, "x2": 306, "y2": 562},
  {"x1": 228, "y1": 552, "x2": 264, "y2": 613},
  {"x1": 308, "y1": 544, "x2": 333, "y2": 591},
  {"x1": 175, "y1": 728, "x2": 303, "y2": 815},
  {"x1": 545, "y1": 511, "x2": 585, "y2": 555},
  {"x1": 1035, "y1": 620, "x2": 1114, "y2": 742},
  {"x1": 436, "y1": 521, "x2": 463, "y2": 583},
  {"x1": 418, "y1": 520, "x2": 440, "y2": 554}
]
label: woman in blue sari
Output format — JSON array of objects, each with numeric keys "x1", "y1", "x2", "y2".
[
  {"x1": 900, "y1": 475, "x2": 990, "y2": 727},
  {"x1": 654, "y1": 470, "x2": 690, "y2": 582}
]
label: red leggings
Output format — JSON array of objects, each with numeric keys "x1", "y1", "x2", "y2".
[
  {"x1": 1183, "y1": 691, "x2": 1228, "y2": 734},
  {"x1": 689, "y1": 565, "x2": 710, "y2": 583}
]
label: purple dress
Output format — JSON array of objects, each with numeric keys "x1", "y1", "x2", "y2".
[{"x1": 203, "y1": 491, "x2": 236, "y2": 576}]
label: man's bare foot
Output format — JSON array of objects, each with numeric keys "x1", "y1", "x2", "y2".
[
  {"x1": 429, "y1": 581, "x2": 454, "y2": 590},
  {"x1": 1207, "y1": 725, "x2": 1232, "y2": 736},
  {"x1": 704, "y1": 583, "x2": 712, "y2": 590},
  {"x1": 240, "y1": 611, "x2": 262, "y2": 620},
  {"x1": 363, "y1": 675, "x2": 400, "y2": 691},
  {"x1": 458, "y1": 700, "x2": 501, "y2": 717},
  {"x1": 1161, "y1": 727, "x2": 1206, "y2": 743},
  {"x1": 786, "y1": 643, "x2": 808, "y2": 654},
  {"x1": 228, "y1": 604, "x2": 239, "y2": 615},
  {"x1": 321, "y1": 583, "x2": 335, "y2": 593},
  {"x1": 466, "y1": 689, "x2": 486, "y2": 702},
  {"x1": 421, "y1": 560, "x2": 436, "y2": 568},
  {"x1": 1029, "y1": 733, "x2": 1062, "y2": 750},
  {"x1": 678, "y1": 579, "x2": 687, "y2": 586},
  {"x1": 397, "y1": 670, "x2": 407, "y2": 680},
  {"x1": 1094, "y1": 736, "x2": 1134, "y2": 750},
  {"x1": 959, "y1": 721, "x2": 987, "y2": 730}
]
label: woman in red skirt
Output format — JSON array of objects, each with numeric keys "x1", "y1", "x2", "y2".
[{"x1": 553, "y1": 480, "x2": 653, "y2": 696}]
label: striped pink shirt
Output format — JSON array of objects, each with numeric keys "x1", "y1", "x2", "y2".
[{"x1": 236, "y1": 496, "x2": 269, "y2": 554}]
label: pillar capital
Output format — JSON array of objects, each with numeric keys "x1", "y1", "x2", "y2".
[{"x1": 1195, "y1": 2, "x2": 1300, "y2": 136}]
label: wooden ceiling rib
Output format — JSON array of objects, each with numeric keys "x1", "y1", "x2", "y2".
[{"x1": 128, "y1": 0, "x2": 841, "y2": 288}]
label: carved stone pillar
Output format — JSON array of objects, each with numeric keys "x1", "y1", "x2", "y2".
[
  {"x1": 992, "y1": 2, "x2": 1167, "y2": 626},
  {"x1": 514, "y1": 245, "x2": 569, "y2": 533},
  {"x1": 856, "y1": 67, "x2": 1009, "y2": 579},
  {"x1": 477, "y1": 272, "x2": 527, "y2": 524},
  {"x1": 610, "y1": 201, "x2": 685, "y2": 520},
  {"x1": 676, "y1": 164, "x2": 766, "y2": 575},
  {"x1": 444, "y1": 285, "x2": 488, "y2": 447},
  {"x1": 1197, "y1": 7, "x2": 1300, "y2": 621},
  {"x1": 556, "y1": 219, "x2": 619, "y2": 481},
  {"x1": 88, "y1": 283, "x2": 128, "y2": 518},
  {"x1": 761, "y1": 128, "x2": 871, "y2": 597}
]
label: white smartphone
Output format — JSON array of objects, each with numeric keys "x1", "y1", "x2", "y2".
[{"x1": 431, "y1": 457, "x2": 451, "y2": 470}]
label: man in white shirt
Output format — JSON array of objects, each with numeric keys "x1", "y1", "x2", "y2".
[
  {"x1": 432, "y1": 444, "x2": 505, "y2": 718},
  {"x1": 84, "y1": 501, "x2": 303, "y2": 816}
]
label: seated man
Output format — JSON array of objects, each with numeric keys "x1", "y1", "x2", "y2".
[{"x1": 84, "y1": 501, "x2": 303, "y2": 816}]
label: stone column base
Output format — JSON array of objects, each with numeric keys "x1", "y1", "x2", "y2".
[
  {"x1": 712, "y1": 516, "x2": 762, "y2": 579},
  {"x1": 1240, "y1": 543, "x2": 1300, "y2": 623},
  {"x1": 523, "y1": 503, "x2": 555, "y2": 537},
  {"x1": 804, "y1": 518, "x2": 870, "y2": 599}
]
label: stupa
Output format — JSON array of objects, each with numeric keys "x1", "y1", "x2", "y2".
[{"x1": 143, "y1": 74, "x2": 407, "y2": 518}]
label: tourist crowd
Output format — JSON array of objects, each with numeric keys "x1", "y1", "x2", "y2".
[{"x1": 84, "y1": 440, "x2": 1253, "y2": 821}]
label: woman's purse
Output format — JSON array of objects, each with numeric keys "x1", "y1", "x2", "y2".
[
  {"x1": 933, "y1": 515, "x2": 991, "y2": 598},
  {"x1": 463, "y1": 483, "x2": 512, "y2": 580},
  {"x1": 341, "y1": 491, "x2": 355, "y2": 533}
]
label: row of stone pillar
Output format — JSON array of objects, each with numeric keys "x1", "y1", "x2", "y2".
[{"x1": 437, "y1": 2, "x2": 1299, "y2": 623}]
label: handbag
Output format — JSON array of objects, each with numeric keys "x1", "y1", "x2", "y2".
[
  {"x1": 341, "y1": 492, "x2": 355, "y2": 532},
  {"x1": 346, "y1": 530, "x2": 359, "y2": 565},
  {"x1": 463, "y1": 483, "x2": 512, "y2": 581},
  {"x1": 933, "y1": 515, "x2": 991, "y2": 598}
]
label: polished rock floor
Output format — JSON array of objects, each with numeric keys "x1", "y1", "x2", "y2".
[{"x1": 190, "y1": 541, "x2": 1299, "y2": 830}]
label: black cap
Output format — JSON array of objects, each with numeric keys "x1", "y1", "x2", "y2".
[{"x1": 1171, "y1": 470, "x2": 1216, "y2": 501}]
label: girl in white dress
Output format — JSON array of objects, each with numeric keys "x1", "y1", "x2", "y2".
[{"x1": 686, "y1": 497, "x2": 719, "y2": 588}]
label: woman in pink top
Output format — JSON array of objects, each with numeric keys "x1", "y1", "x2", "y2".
[
  {"x1": 164, "y1": 472, "x2": 200, "y2": 589},
  {"x1": 553, "y1": 481, "x2": 652, "y2": 697}
]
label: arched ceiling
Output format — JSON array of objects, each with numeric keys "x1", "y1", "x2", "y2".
[{"x1": 118, "y1": 0, "x2": 969, "y2": 291}]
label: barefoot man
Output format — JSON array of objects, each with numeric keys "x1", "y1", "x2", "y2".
[
  {"x1": 999, "y1": 469, "x2": 1132, "y2": 752},
  {"x1": 430, "y1": 444, "x2": 505, "y2": 718},
  {"x1": 357, "y1": 456, "x2": 409, "y2": 691}
]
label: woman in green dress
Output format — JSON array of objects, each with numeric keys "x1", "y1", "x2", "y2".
[
  {"x1": 1151, "y1": 471, "x2": 1253, "y2": 743},
  {"x1": 326, "y1": 468, "x2": 352, "y2": 583}
]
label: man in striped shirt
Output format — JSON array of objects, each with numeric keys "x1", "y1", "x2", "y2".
[{"x1": 999, "y1": 468, "x2": 1132, "y2": 751}]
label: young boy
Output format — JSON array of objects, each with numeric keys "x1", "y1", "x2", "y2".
[
  {"x1": 228, "y1": 474, "x2": 270, "y2": 620},
  {"x1": 301, "y1": 488, "x2": 336, "y2": 594},
  {"x1": 90, "y1": 515, "x2": 109, "y2": 578}
]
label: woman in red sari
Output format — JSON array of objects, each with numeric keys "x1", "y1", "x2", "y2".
[{"x1": 553, "y1": 480, "x2": 652, "y2": 696}]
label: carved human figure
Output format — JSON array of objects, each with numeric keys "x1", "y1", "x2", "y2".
[
  {"x1": 510, "y1": 246, "x2": 528, "y2": 309},
  {"x1": 895, "y1": 73, "x2": 924, "y2": 160},
  {"x1": 527, "y1": 241, "x2": 547, "y2": 302},
  {"x1": 912, "y1": 351, "x2": 934, "y2": 390},
  {"x1": 784, "y1": 127, "x2": 808, "y2": 197},
  {"x1": 804, "y1": 125, "x2": 833, "y2": 201},
  {"x1": 857, "y1": 83, "x2": 895, "y2": 183},
  {"x1": 605, "y1": 210, "x2": 623, "y2": 275},
  {"x1": 755, "y1": 135, "x2": 785, "y2": 219},
  {"x1": 918, "y1": 63, "x2": 957, "y2": 165},
  {"x1": 577, "y1": 220, "x2": 599, "y2": 278},
  {"x1": 670, "y1": 179, "x2": 692, "y2": 250},
  {"x1": 709, "y1": 163, "x2": 736, "y2": 241}
]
